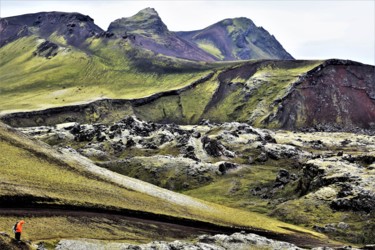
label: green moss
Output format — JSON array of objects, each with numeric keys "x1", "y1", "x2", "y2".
[
  {"x1": 271, "y1": 197, "x2": 374, "y2": 244},
  {"x1": 180, "y1": 77, "x2": 219, "y2": 123},
  {"x1": 135, "y1": 95, "x2": 182, "y2": 123},
  {"x1": 196, "y1": 40, "x2": 224, "y2": 60},
  {"x1": 184, "y1": 164, "x2": 282, "y2": 213},
  {"x1": 203, "y1": 85, "x2": 245, "y2": 123},
  {"x1": 0, "y1": 36, "x2": 215, "y2": 113}
]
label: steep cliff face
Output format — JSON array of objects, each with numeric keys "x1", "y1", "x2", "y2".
[
  {"x1": 269, "y1": 60, "x2": 375, "y2": 131},
  {"x1": 177, "y1": 18, "x2": 294, "y2": 60},
  {"x1": 0, "y1": 12, "x2": 103, "y2": 47}
]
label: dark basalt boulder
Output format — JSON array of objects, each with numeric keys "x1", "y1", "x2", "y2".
[
  {"x1": 218, "y1": 162, "x2": 238, "y2": 174},
  {"x1": 201, "y1": 136, "x2": 234, "y2": 158},
  {"x1": 275, "y1": 169, "x2": 291, "y2": 186},
  {"x1": 331, "y1": 190, "x2": 375, "y2": 213},
  {"x1": 33, "y1": 41, "x2": 59, "y2": 58}
]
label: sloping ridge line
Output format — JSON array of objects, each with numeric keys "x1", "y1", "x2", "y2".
[{"x1": 0, "y1": 71, "x2": 215, "y2": 120}]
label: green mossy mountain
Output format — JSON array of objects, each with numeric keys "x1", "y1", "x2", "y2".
[
  {"x1": 177, "y1": 17, "x2": 294, "y2": 60},
  {"x1": 0, "y1": 10, "x2": 374, "y2": 132}
]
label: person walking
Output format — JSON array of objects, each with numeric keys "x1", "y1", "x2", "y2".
[{"x1": 13, "y1": 220, "x2": 25, "y2": 241}]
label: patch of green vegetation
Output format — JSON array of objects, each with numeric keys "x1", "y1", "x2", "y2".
[
  {"x1": 271, "y1": 197, "x2": 375, "y2": 245},
  {"x1": 183, "y1": 161, "x2": 300, "y2": 214},
  {"x1": 203, "y1": 85, "x2": 245, "y2": 123},
  {"x1": 0, "y1": 36, "x2": 213, "y2": 113},
  {"x1": 184, "y1": 165, "x2": 272, "y2": 212},
  {"x1": 135, "y1": 95, "x2": 183, "y2": 123},
  {"x1": 180, "y1": 77, "x2": 219, "y2": 123},
  {"x1": 48, "y1": 32, "x2": 68, "y2": 46},
  {"x1": 196, "y1": 40, "x2": 224, "y2": 60}
]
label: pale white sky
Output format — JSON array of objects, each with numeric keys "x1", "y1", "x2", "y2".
[{"x1": 1, "y1": 0, "x2": 374, "y2": 65}]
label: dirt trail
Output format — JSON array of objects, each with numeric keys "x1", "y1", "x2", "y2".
[{"x1": 0, "y1": 207, "x2": 337, "y2": 248}]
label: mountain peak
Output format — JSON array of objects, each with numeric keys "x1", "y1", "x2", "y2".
[
  {"x1": 137, "y1": 7, "x2": 159, "y2": 17},
  {"x1": 177, "y1": 16, "x2": 293, "y2": 60},
  {"x1": 108, "y1": 7, "x2": 168, "y2": 36}
]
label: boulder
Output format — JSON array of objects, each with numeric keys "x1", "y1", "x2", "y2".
[{"x1": 275, "y1": 169, "x2": 290, "y2": 186}]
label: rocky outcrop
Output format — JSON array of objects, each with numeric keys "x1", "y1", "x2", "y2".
[
  {"x1": 201, "y1": 136, "x2": 235, "y2": 158},
  {"x1": 55, "y1": 231, "x2": 302, "y2": 250},
  {"x1": 297, "y1": 158, "x2": 375, "y2": 213},
  {"x1": 33, "y1": 40, "x2": 59, "y2": 58}
]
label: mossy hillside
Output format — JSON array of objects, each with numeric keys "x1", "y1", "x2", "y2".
[
  {"x1": 180, "y1": 76, "x2": 220, "y2": 124},
  {"x1": 0, "y1": 123, "x2": 327, "y2": 240},
  {"x1": 0, "y1": 130, "x2": 188, "y2": 216},
  {"x1": 183, "y1": 159, "x2": 301, "y2": 213},
  {"x1": 196, "y1": 40, "x2": 224, "y2": 60},
  {"x1": 134, "y1": 76, "x2": 220, "y2": 124},
  {"x1": 0, "y1": 36, "x2": 214, "y2": 113},
  {"x1": 203, "y1": 84, "x2": 245, "y2": 123},
  {"x1": 271, "y1": 193, "x2": 375, "y2": 244},
  {"x1": 0, "y1": 37, "x2": 324, "y2": 127},
  {"x1": 203, "y1": 61, "x2": 323, "y2": 125}
]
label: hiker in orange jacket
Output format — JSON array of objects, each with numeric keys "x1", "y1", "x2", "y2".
[{"x1": 14, "y1": 220, "x2": 25, "y2": 241}]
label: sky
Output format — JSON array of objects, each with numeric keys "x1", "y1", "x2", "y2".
[{"x1": 1, "y1": 0, "x2": 374, "y2": 65}]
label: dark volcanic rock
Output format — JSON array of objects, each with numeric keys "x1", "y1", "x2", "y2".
[
  {"x1": 33, "y1": 41, "x2": 59, "y2": 58},
  {"x1": 201, "y1": 136, "x2": 234, "y2": 158},
  {"x1": 218, "y1": 162, "x2": 238, "y2": 174},
  {"x1": 275, "y1": 169, "x2": 291, "y2": 186},
  {"x1": 0, "y1": 11, "x2": 103, "y2": 47},
  {"x1": 331, "y1": 190, "x2": 375, "y2": 213},
  {"x1": 270, "y1": 60, "x2": 375, "y2": 132}
]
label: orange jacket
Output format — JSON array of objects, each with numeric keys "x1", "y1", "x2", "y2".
[{"x1": 15, "y1": 220, "x2": 25, "y2": 233}]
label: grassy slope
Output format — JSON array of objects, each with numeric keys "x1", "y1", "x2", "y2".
[
  {"x1": 0, "y1": 35, "x2": 213, "y2": 113},
  {"x1": 0, "y1": 36, "x2": 326, "y2": 129}
]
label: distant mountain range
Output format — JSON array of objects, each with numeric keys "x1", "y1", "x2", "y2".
[
  {"x1": 0, "y1": 8, "x2": 293, "y2": 61},
  {"x1": 0, "y1": 8, "x2": 374, "y2": 132}
]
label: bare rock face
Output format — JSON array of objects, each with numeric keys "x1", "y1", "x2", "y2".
[{"x1": 270, "y1": 60, "x2": 375, "y2": 132}]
